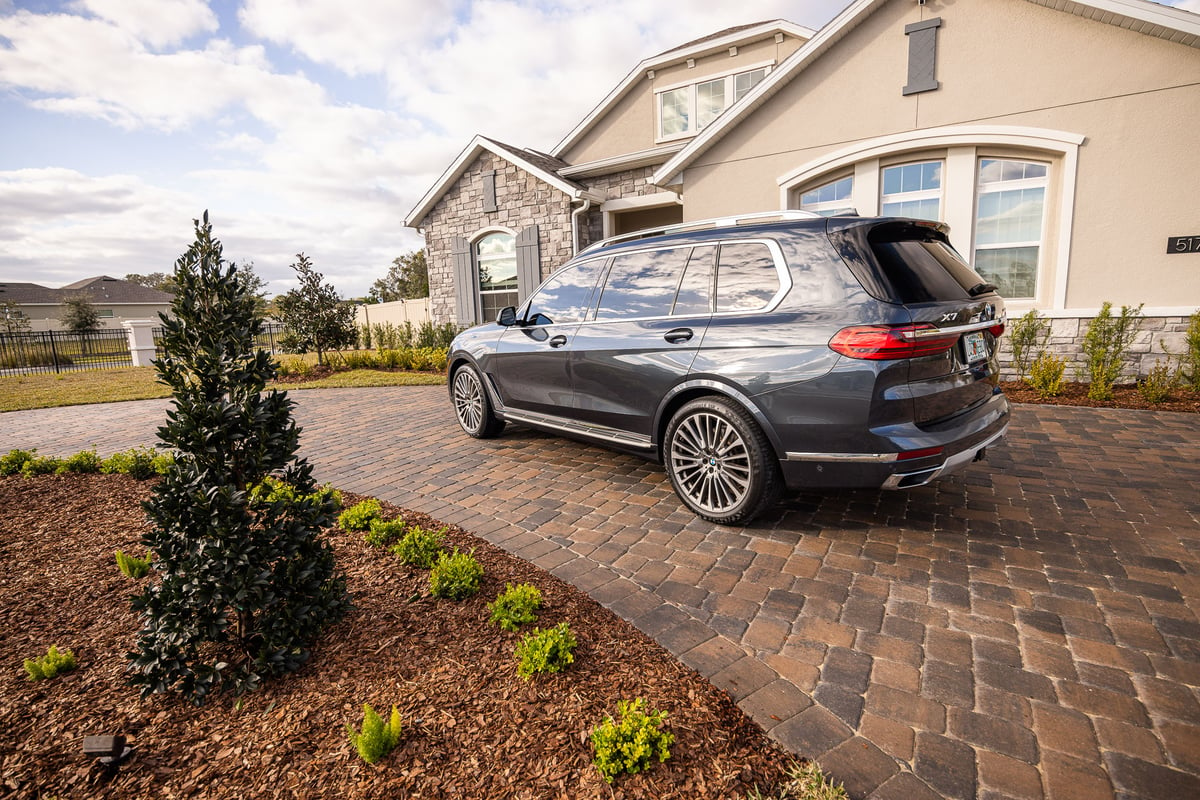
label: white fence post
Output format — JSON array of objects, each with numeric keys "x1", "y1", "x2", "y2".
[{"x1": 123, "y1": 319, "x2": 158, "y2": 367}]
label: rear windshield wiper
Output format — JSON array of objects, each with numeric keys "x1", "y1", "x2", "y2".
[{"x1": 968, "y1": 282, "x2": 999, "y2": 297}]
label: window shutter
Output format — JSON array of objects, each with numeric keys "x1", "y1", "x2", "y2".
[
  {"x1": 451, "y1": 237, "x2": 478, "y2": 324},
  {"x1": 482, "y1": 170, "x2": 497, "y2": 213},
  {"x1": 515, "y1": 225, "x2": 541, "y2": 303},
  {"x1": 902, "y1": 18, "x2": 941, "y2": 96}
]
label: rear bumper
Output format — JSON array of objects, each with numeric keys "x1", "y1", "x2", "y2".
[{"x1": 778, "y1": 392, "x2": 1010, "y2": 490}]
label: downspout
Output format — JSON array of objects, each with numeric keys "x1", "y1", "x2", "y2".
[{"x1": 570, "y1": 197, "x2": 591, "y2": 255}]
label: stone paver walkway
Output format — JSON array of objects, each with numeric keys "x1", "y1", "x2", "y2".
[{"x1": 3, "y1": 386, "x2": 1198, "y2": 799}]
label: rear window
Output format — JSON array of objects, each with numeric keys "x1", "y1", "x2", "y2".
[
  {"x1": 715, "y1": 242, "x2": 780, "y2": 312},
  {"x1": 867, "y1": 225, "x2": 992, "y2": 304}
]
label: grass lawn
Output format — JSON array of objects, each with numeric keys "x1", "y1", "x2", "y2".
[{"x1": 0, "y1": 366, "x2": 446, "y2": 412}]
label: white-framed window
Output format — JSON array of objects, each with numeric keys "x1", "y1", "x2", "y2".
[
  {"x1": 799, "y1": 175, "x2": 854, "y2": 216},
  {"x1": 476, "y1": 232, "x2": 518, "y2": 323},
  {"x1": 881, "y1": 160, "x2": 942, "y2": 221},
  {"x1": 973, "y1": 159, "x2": 1048, "y2": 300},
  {"x1": 656, "y1": 66, "x2": 769, "y2": 141}
]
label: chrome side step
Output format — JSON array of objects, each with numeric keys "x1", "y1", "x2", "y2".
[{"x1": 502, "y1": 409, "x2": 655, "y2": 451}]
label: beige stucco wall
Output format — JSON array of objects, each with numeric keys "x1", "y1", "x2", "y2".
[
  {"x1": 561, "y1": 32, "x2": 805, "y2": 166},
  {"x1": 675, "y1": 0, "x2": 1200, "y2": 313}
]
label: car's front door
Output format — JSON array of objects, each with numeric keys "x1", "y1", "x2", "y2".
[{"x1": 487, "y1": 259, "x2": 606, "y2": 418}]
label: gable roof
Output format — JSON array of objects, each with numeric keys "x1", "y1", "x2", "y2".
[
  {"x1": 550, "y1": 19, "x2": 816, "y2": 159},
  {"x1": 651, "y1": 0, "x2": 1200, "y2": 187},
  {"x1": 0, "y1": 282, "x2": 60, "y2": 305},
  {"x1": 404, "y1": 135, "x2": 605, "y2": 229}
]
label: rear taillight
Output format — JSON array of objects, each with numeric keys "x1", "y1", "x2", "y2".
[
  {"x1": 988, "y1": 322, "x2": 1006, "y2": 338},
  {"x1": 829, "y1": 324, "x2": 960, "y2": 360}
]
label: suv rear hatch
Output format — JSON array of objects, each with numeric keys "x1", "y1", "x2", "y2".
[{"x1": 826, "y1": 218, "x2": 1007, "y2": 426}]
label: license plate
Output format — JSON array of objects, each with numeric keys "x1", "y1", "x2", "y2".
[{"x1": 963, "y1": 331, "x2": 988, "y2": 363}]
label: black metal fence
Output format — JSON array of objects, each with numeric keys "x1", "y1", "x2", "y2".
[
  {"x1": 153, "y1": 322, "x2": 287, "y2": 359},
  {"x1": 0, "y1": 329, "x2": 133, "y2": 375}
]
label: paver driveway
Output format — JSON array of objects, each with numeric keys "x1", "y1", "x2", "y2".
[{"x1": 2, "y1": 386, "x2": 1198, "y2": 799}]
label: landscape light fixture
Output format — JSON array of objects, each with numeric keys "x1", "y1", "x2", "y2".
[{"x1": 83, "y1": 735, "x2": 132, "y2": 769}]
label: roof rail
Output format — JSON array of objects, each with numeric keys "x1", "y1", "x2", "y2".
[{"x1": 580, "y1": 209, "x2": 823, "y2": 255}]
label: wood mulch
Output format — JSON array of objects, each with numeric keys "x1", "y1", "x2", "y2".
[
  {"x1": 0, "y1": 474, "x2": 796, "y2": 800},
  {"x1": 999, "y1": 381, "x2": 1200, "y2": 413}
]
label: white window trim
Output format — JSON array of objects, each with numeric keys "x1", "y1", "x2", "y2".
[
  {"x1": 777, "y1": 126, "x2": 1085, "y2": 311},
  {"x1": 471, "y1": 227, "x2": 519, "y2": 321},
  {"x1": 879, "y1": 160, "x2": 943, "y2": 220},
  {"x1": 655, "y1": 61, "x2": 774, "y2": 144}
]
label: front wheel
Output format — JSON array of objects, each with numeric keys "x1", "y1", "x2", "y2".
[
  {"x1": 451, "y1": 364, "x2": 505, "y2": 438},
  {"x1": 664, "y1": 396, "x2": 781, "y2": 525}
]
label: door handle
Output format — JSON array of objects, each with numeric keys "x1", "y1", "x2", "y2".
[
  {"x1": 548, "y1": 335, "x2": 568, "y2": 348},
  {"x1": 664, "y1": 328, "x2": 694, "y2": 344}
]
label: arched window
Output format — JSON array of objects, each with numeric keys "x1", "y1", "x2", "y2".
[{"x1": 477, "y1": 232, "x2": 517, "y2": 322}]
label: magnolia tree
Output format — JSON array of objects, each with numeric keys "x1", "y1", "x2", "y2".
[
  {"x1": 275, "y1": 253, "x2": 357, "y2": 365},
  {"x1": 128, "y1": 213, "x2": 349, "y2": 704}
]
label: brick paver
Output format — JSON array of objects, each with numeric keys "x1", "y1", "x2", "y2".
[{"x1": 3, "y1": 386, "x2": 1198, "y2": 799}]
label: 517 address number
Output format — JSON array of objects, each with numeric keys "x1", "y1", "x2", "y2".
[{"x1": 1168, "y1": 236, "x2": 1200, "y2": 254}]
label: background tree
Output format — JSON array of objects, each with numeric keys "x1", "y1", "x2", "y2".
[
  {"x1": 275, "y1": 253, "x2": 357, "y2": 365},
  {"x1": 128, "y1": 212, "x2": 348, "y2": 705},
  {"x1": 1, "y1": 300, "x2": 31, "y2": 334},
  {"x1": 124, "y1": 272, "x2": 178, "y2": 294},
  {"x1": 60, "y1": 293, "x2": 100, "y2": 334},
  {"x1": 368, "y1": 249, "x2": 428, "y2": 302},
  {"x1": 232, "y1": 260, "x2": 272, "y2": 317}
]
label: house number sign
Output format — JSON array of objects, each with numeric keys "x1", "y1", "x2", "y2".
[{"x1": 1168, "y1": 236, "x2": 1200, "y2": 254}]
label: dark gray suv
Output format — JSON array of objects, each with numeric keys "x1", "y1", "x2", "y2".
[{"x1": 448, "y1": 211, "x2": 1009, "y2": 524}]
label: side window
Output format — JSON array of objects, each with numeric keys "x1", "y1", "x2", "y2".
[
  {"x1": 715, "y1": 243, "x2": 780, "y2": 313},
  {"x1": 595, "y1": 248, "x2": 691, "y2": 320},
  {"x1": 672, "y1": 245, "x2": 716, "y2": 316},
  {"x1": 525, "y1": 260, "x2": 605, "y2": 325}
]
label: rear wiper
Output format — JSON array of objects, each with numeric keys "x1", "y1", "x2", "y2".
[{"x1": 968, "y1": 282, "x2": 999, "y2": 297}]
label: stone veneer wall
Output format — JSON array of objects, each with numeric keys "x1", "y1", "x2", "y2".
[
  {"x1": 997, "y1": 313, "x2": 1195, "y2": 382},
  {"x1": 419, "y1": 151, "x2": 576, "y2": 325},
  {"x1": 582, "y1": 166, "x2": 667, "y2": 247}
]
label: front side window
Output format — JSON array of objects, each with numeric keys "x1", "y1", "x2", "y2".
[
  {"x1": 716, "y1": 243, "x2": 780, "y2": 312},
  {"x1": 881, "y1": 160, "x2": 942, "y2": 221},
  {"x1": 799, "y1": 176, "x2": 854, "y2": 216},
  {"x1": 477, "y1": 232, "x2": 517, "y2": 323},
  {"x1": 973, "y1": 159, "x2": 1048, "y2": 299},
  {"x1": 525, "y1": 260, "x2": 605, "y2": 325}
]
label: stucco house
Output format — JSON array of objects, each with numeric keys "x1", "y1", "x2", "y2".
[
  {"x1": 0, "y1": 276, "x2": 173, "y2": 332},
  {"x1": 406, "y1": 0, "x2": 1200, "y2": 373}
]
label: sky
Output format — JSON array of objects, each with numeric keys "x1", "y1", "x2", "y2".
[{"x1": 1, "y1": 0, "x2": 1197, "y2": 299}]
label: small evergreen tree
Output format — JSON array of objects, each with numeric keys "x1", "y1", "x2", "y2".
[
  {"x1": 127, "y1": 212, "x2": 349, "y2": 704},
  {"x1": 60, "y1": 293, "x2": 101, "y2": 333},
  {"x1": 275, "y1": 253, "x2": 357, "y2": 365}
]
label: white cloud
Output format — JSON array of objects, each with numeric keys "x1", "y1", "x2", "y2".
[{"x1": 69, "y1": 0, "x2": 218, "y2": 49}]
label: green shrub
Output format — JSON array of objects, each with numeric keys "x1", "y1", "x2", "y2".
[
  {"x1": 1029, "y1": 351, "x2": 1067, "y2": 398},
  {"x1": 1080, "y1": 301, "x2": 1144, "y2": 400},
  {"x1": 56, "y1": 449, "x2": 101, "y2": 475},
  {"x1": 338, "y1": 499, "x2": 383, "y2": 532},
  {"x1": 514, "y1": 622, "x2": 576, "y2": 679},
  {"x1": 20, "y1": 454, "x2": 62, "y2": 477},
  {"x1": 390, "y1": 524, "x2": 446, "y2": 568},
  {"x1": 746, "y1": 760, "x2": 848, "y2": 800},
  {"x1": 429, "y1": 548, "x2": 483, "y2": 600},
  {"x1": 249, "y1": 475, "x2": 341, "y2": 510},
  {"x1": 365, "y1": 518, "x2": 407, "y2": 548},
  {"x1": 151, "y1": 451, "x2": 176, "y2": 476},
  {"x1": 1179, "y1": 310, "x2": 1200, "y2": 392},
  {"x1": 24, "y1": 645, "x2": 77, "y2": 681},
  {"x1": 0, "y1": 448, "x2": 37, "y2": 476},
  {"x1": 488, "y1": 583, "x2": 542, "y2": 632},
  {"x1": 1007, "y1": 310, "x2": 1049, "y2": 383},
  {"x1": 1138, "y1": 359, "x2": 1178, "y2": 404},
  {"x1": 102, "y1": 447, "x2": 158, "y2": 479},
  {"x1": 346, "y1": 702, "x2": 402, "y2": 765},
  {"x1": 116, "y1": 549, "x2": 152, "y2": 579},
  {"x1": 590, "y1": 698, "x2": 673, "y2": 784},
  {"x1": 275, "y1": 356, "x2": 312, "y2": 377}
]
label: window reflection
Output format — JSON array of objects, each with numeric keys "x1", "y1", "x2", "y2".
[
  {"x1": 716, "y1": 243, "x2": 779, "y2": 312},
  {"x1": 596, "y1": 249, "x2": 690, "y2": 320},
  {"x1": 526, "y1": 260, "x2": 605, "y2": 325}
]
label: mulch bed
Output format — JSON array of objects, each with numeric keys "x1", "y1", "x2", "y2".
[
  {"x1": 1000, "y1": 381, "x2": 1200, "y2": 413},
  {"x1": 0, "y1": 475, "x2": 796, "y2": 799}
]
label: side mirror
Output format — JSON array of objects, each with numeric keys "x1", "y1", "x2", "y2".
[{"x1": 496, "y1": 306, "x2": 518, "y2": 327}]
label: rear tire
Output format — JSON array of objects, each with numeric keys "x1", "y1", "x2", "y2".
[
  {"x1": 451, "y1": 364, "x2": 505, "y2": 438},
  {"x1": 664, "y1": 396, "x2": 781, "y2": 525}
]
